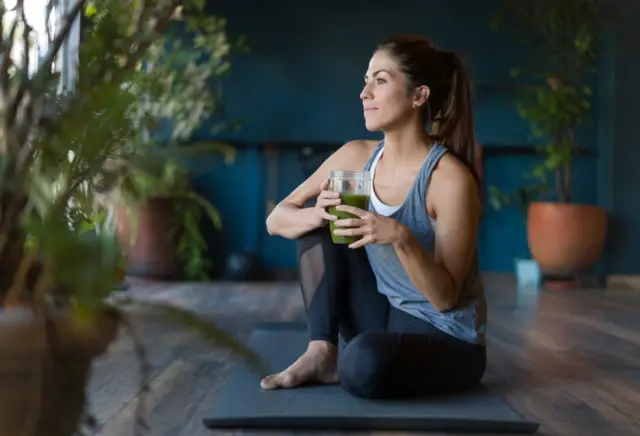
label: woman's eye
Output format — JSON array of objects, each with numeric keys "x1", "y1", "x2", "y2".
[{"x1": 376, "y1": 78, "x2": 386, "y2": 84}]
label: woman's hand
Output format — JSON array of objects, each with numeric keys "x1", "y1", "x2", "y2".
[
  {"x1": 309, "y1": 179, "x2": 341, "y2": 227},
  {"x1": 332, "y1": 204, "x2": 409, "y2": 249}
]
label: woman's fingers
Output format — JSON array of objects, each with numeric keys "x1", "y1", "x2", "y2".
[
  {"x1": 317, "y1": 197, "x2": 341, "y2": 208},
  {"x1": 318, "y1": 189, "x2": 339, "y2": 200},
  {"x1": 348, "y1": 234, "x2": 374, "y2": 249},
  {"x1": 334, "y1": 218, "x2": 366, "y2": 227},
  {"x1": 317, "y1": 188, "x2": 341, "y2": 209},
  {"x1": 320, "y1": 210, "x2": 338, "y2": 221},
  {"x1": 335, "y1": 204, "x2": 369, "y2": 218},
  {"x1": 333, "y1": 226, "x2": 368, "y2": 236},
  {"x1": 315, "y1": 180, "x2": 342, "y2": 221}
]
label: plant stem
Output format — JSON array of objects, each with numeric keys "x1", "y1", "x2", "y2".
[
  {"x1": 565, "y1": 127, "x2": 575, "y2": 203},
  {"x1": 5, "y1": 245, "x2": 37, "y2": 306},
  {"x1": 555, "y1": 167, "x2": 566, "y2": 203}
]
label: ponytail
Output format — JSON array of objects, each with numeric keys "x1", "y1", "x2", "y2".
[
  {"x1": 429, "y1": 52, "x2": 478, "y2": 182},
  {"x1": 375, "y1": 35, "x2": 478, "y2": 181}
]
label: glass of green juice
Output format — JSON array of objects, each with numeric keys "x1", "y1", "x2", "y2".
[{"x1": 327, "y1": 170, "x2": 371, "y2": 244}]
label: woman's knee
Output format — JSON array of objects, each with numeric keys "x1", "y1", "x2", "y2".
[{"x1": 337, "y1": 332, "x2": 392, "y2": 399}]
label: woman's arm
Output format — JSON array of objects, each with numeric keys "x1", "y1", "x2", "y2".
[
  {"x1": 392, "y1": 157, "x2": 481, "y2": 311},
  {"x1": 266, "y1": 140, "x2": 374, "y2": 239},
  {"x1": 330, "y1": 155, "x2": 480, "y2": 311},
  {"x1": 266, "y1": 203, "x2": 326, "y2": 240}
]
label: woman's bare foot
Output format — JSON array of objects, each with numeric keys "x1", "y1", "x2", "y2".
[{"x1": 260, "y1": 340, "x2": 339, "y2": 389}]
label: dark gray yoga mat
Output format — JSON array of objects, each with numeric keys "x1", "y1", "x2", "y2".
[{"x1": 203, "y1": 324, "x2": 540, "y2": 433}]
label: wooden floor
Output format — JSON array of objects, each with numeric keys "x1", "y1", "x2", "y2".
[{"x1": 88, "y1": 274, "x2": 640, "y2": 436}]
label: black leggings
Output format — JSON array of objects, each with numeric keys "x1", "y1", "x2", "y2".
[{"x1": 297, "y1": 224, "x2": 486, "y2": 399}]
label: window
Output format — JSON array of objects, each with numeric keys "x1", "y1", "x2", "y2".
[{"x1": 2, "y1": 0, "x2": 80, "y2": 89}]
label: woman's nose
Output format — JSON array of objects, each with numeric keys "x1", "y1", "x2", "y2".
[{"x1": 360, "y1": 84, "x2": 372, "y2": 101}]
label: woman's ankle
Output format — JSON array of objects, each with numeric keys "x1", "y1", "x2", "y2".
[{"x1": 308, "y1": 339, "x2": 338, "y2": 354}]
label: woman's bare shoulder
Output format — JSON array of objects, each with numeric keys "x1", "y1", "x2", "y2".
[
  {"x1": 429, "y1": 153, "x2": 480, "y2": 208},
  {"x1": 335, "y1": 139, "x2": 380, "y2": 169}
]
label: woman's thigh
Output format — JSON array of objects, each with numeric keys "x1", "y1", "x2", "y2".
[{"x1": 338, "y1": 307, "x2": 486, "y2": 399}]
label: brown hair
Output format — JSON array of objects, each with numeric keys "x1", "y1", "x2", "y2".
[{"x1": 377, "y1": 35, "x2": 477, "y2": 180}]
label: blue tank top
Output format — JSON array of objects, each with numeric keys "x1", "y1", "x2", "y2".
[{"x1": 363, "y1": 141, "x2": 487, "y2": 346}]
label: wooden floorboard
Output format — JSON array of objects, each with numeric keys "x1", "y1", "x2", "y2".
[{"x1": 88, "y1": 274, "x2": 640, "y2": 436}]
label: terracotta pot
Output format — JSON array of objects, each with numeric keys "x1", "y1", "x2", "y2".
[
  {"x1": 0, "y1": 306, "x2": 121, "y2": 436},
  {"x1": 116, "y1": 197, "x2": 178, "y2": 279},
  {"x1": 527, "y1": 202, "x2": 608, "y2": 274}
]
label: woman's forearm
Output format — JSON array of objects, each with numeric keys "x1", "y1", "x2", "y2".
[
  {"x1": 392, "y1": 226, "x2": 459, "y2": 312},
  {"x1": 266, "y1": 203, "x2": 322, "y2": 239}
]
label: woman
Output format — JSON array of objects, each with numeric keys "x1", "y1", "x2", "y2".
[{"x1": 261, "y1": 34, "x2": 487, "y2": 399}]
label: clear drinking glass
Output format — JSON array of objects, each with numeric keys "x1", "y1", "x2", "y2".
[{"x1": 327, "y1": 170, "x2": 371, "y2": 244}]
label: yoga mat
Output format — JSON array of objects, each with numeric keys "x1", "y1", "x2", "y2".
[{"x1": 203, "y1": 324, "x2": 540, "y2": 433}]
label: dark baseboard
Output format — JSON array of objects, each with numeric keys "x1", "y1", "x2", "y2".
[
  {"x1": 606, "y1": 275, "x2": 640, "y2": 290},
  {"x1": 254, "y1": 267, "x2": 299, "y2": 282}
]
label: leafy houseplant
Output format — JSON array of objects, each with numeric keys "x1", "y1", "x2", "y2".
[
  {"x1": 116, "y1": 151, "x2": 234, "y2": 281},
  {"x1": 490, "y1": 0, "x2": 609, "y2": 277},
  {"x1": 107, "y1": 3, "x2": 245, "y2": 281},
  {"x1": 0, "y1": 1, "x2": 261, "y2": 436},
  {"x1": 488, "y1": 185, "x2": 547, "y2": 219}
]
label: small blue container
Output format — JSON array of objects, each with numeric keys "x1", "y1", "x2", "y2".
[{"x1": 515, "y1": 258, "x2": 541, "y2": 288}]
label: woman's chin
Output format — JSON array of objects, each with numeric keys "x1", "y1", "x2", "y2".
[{"x1": 364, "y1": 120, "x2": 384, "y2": 132}]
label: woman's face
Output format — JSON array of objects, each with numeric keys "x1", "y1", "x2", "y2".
[{"x1": 360, "y1": 49, "x2": 423, "y2": 132}]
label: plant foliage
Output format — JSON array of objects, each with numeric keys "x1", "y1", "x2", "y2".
[
  {"x1": 0, "y1": 1, "x2": 262, "y2": 434},
  {"x1": 489, "y1": 0, "x2": 609, "y2": 206}
]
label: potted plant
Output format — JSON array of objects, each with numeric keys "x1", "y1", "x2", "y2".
[
  {"x1": 491, "y1": 0, "x2": 610, "y2": 280},
  {"x1": 0, "y1": 1, "x2": 261, "y2": 435},
  {"x1": 115, "y1": 146, "x2": 235, "y2": 281},
  {"x1": 108, "y1": 3, "x2": 244, "y2": 282}
]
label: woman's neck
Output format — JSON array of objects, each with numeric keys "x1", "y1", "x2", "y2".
[{"x1": 382, "y1": 123, "x2": 433, "y2": 167}]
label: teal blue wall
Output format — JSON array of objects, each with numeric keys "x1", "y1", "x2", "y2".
[
  {"x1": 603, "y1": 0, "x2": 640, "y2": 274},
  {"x1": 191, "y1": 0, "x2": 610, "y2": 275}
]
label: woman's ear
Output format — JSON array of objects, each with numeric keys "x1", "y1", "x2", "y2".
[{"x1": 413, "y1": 85, "x2": 430, "y2": 109}]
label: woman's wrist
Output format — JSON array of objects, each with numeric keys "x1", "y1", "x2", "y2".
[
  {"x1": 391, "y1": 223, "x2": 412, "y2": 251},
  {"x1": 302, "y1": 206, "x2": 326, "y2": 229}
]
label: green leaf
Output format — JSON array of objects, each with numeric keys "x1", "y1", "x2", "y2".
[
  {"x1": 85, "y1": 4, "x2": 97, "y2": 17},
  {"x1": 172, "y1": 189, "x2": 223, "y2": 230}
]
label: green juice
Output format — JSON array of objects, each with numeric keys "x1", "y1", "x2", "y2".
[{"x1": 328, "y1": 193, "x2": 370, "y2": 244}]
